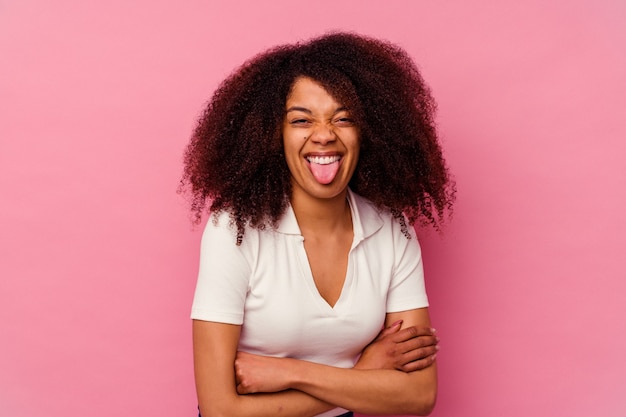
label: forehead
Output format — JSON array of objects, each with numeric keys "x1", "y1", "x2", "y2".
[{"x1": 286, "y1": 77, "x2": 343, "y2": 109}]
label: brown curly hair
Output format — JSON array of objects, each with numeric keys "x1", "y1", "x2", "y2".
[{"x1": 180, "y1": 32, "x2": 455, "y2": 244}]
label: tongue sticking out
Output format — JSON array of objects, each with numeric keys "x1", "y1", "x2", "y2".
[{"x1": 309, "y1": 160, "x2": 340, "y2": 185}]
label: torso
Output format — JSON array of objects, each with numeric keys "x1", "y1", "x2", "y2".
[
  {"x1": 292, "y1": 190, "x2": 354, "y2": 308},
  {"x1": 302, "y1": 229, "x2": 353, "y2": 307},
  {"x1": 191, "y1": 190, "x2": 429, "y2": 366}
]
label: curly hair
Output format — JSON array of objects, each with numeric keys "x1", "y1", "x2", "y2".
[{"x1": 180, "y1": 32, "x2": 455, "y2": 244}]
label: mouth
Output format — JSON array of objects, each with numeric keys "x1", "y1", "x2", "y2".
[
  {"x1": 306, "y1": 155, "x2": 342, "y2": 165},
  {"x1": 305, "y1": 154, "x2": 342, "y2": 185}
]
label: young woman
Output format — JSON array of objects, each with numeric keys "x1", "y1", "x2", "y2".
[{"x1": 181, "y1": 32, "x2": 454, "y2": 417}]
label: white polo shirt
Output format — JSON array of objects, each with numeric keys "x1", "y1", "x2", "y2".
[{"x1": 191, "y1": 189, "x2": 428, "y2": 416}]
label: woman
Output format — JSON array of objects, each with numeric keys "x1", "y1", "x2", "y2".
[{"x1": 182, "y1": 32, "x2": 454, "y2": 417}]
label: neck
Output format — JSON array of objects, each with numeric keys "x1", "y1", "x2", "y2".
[{"x1": 290, "y1": 188, "x2": 352, "y2": 236}]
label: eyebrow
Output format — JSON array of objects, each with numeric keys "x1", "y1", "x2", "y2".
[
  {"x1": 285, "y1": 106, "x2": 348, "y2": 115},
  {"x1": 285, "y1": 106, "x2": 312, "y2": 114}
]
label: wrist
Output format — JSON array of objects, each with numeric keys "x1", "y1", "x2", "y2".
[{"x1": 288, "y1": 358, "x2": 316, "y2": 391}]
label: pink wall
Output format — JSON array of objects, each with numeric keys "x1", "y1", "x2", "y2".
[{"x1": 1, "y1": 1, "x2": 625, "y2": 416}]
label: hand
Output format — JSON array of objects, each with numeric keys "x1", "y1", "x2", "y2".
[
  {"x1": 354, "y1": 320, "x2": 439, "y2": 372},
  {"x1": 234, "y1": 351, "x2": 294, "y2": 394}
]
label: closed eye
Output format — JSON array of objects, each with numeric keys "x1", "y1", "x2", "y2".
[{"x1": 334, "y1": 117, "x2": 355, "y2": 126}]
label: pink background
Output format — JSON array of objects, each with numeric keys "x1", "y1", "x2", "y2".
[{"x1": 1, "y1": 1, "x2": 625, "y2": 416}]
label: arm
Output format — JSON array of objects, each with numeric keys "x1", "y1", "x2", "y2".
[
  {"x1": 235, "y1": 307, "x2": 437, "y2": 416},
  {"x1": 193, "y1": 320, "x2": 334, "y2": 417},
  {"x1": 192, "y1": 216, "x2": 335, "y2": 416},
  {"x1": 355, "y1": 319, "x2": 438, "y2": 372}
]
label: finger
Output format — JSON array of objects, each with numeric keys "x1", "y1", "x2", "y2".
[
  {"x1": 375, "y1": 320, "x2": 403, "y2": 340},
  {"x1": 397, "y1": 335, "x2": 439, "y2": 353},
  {"x1": 237, "y1": 384, "x2": 256, "y2": 395},
  {"x1": 400, "y1": 352, "x2": 438, "y2": 372},
  {"x1": 390, "y1": 326, "x2": 436, "y2": 342},
  {"x1": 391, "y1": 326, "x2": 436, "y2": 343},
  {"x1": 401, "y1": 344, "x2": 439, "y2": 364}
]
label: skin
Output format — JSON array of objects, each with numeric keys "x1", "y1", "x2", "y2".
[
  {"x1": 282, "y1": 77, "x2": 361, "y2": 204},
  {"x1": 282, "y1": 77, "x2": 361, "y2": 306},
  {"x1": 234, "y1": 309, "x2": 437, "y2": 415},
  {"x1": 193, "y1": 77, "x2": 438, "y2": 417},
  {"x1": 354, "y1": 319, "x2": 439, "y2": 373}
]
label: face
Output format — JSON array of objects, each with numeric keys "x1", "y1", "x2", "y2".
[{"x1": 282, "y1": 77, "x2": 360, "y2": 202}]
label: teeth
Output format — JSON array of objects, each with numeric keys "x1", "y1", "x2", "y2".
[{"x1": 307, "y1": 155, "x2": 341, "y2": 165}]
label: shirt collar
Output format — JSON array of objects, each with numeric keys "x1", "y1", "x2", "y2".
[{"x1": 276, "y1": 189, "x2": 384, "y2": 240}]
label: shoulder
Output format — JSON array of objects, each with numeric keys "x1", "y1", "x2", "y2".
[
  {"x1": 202, "y1": 210, "x2": 239, "y2": 244},
  {"x1": 348, "y1": 190, "x2": 413, "y2": 241},
  {"x1": 202, "y1": 208, "x2": 296, "y2": 254},
  {"x1": 200, "y1": 210, "x2": 262, "y2": 257}
]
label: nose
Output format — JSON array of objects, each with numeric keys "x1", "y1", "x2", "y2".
[{"x1": 310, "y1": 123, "x2": 337, "y2": 145}]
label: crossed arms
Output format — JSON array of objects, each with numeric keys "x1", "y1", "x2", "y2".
[{"x1": 193, "y1": 307, "x2": 438, "y2": 417}]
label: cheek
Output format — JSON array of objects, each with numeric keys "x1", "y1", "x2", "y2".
[
  {"x1": 282, "y1": 139, "x2": 295, "y2": 158},
  {"x1": 282, "y1": 140, "x2": 301, "y2": 173},
  {"x1": 350, "y1": 136, "x2": 361, "y2": 155},
  {"x1": 282, "y1": 132, "x2": 306, "y2": 156}
]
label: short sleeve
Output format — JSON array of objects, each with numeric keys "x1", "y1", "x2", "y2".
[
  {"x1": 190, "y1": 212, "x2": 252, "y2": 324},
  {"x1": 386, "y1": 222, "x2": 429, "y2": 313}
]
